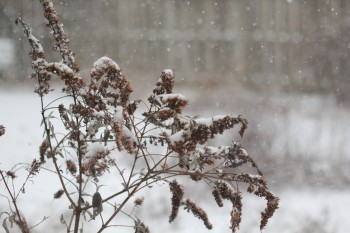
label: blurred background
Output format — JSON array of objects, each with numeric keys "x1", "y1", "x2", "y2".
[{"x1": 1, "y1": 0, "x2": 350, "y2": 232}]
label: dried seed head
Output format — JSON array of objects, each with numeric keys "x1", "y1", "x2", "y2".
[
  {"x1": 134, "y1": 219, "x2": 150, "y2": 233},
  {"x1": 66, "y1": 159, "x2": 77, "y2": 175},
  {"x1": 39, "y1": 139, "x2": 49, "y2": 162},
  {"x1": 254, "y1": 187, "x2": 280, "y2": 230},
  {"x1": 41, "y1": 0, "x2": 80, "y2": 72},
  {"x1": 0, "y1": 125, "x2": 5, "y2": 136},
  {"x1": 230, "y1": 209, "x2": 242, "y2": 233},
  {"x1": 169, "y1": 180, "x2": 184, "y2": 223},
  {"x1": 247, "y1": 184, "x2": 254, "y2": 193},
  {"x1": 134, "y1": 197, "x2": 144, "y2": 206},
  {"x1": 189, "y1": 171, "x2": 204, "y2": 181},
  {"x1": 53, "y1": 189, "x2": 64, "y2": 199},
  {"x1": 75, "y1": 175, "x2": 84, "y2": 184},
  {"x1": 6, "y1": 171, "x2": 17, "y2": 179},
  {"x1": 183, "y1": 198, "x2": 212, "y2": 230},
  {"x1": 153, "y1": 69, "x2": 175, "y2": 95},
  {"x1": 212, "y1": 188, "x2": 223, "y2": 207},
  {"x1": 27, "y1": 159, "x2": 42, "y2": 176}
]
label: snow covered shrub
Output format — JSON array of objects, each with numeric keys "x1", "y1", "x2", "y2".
[{"x1": 1, "y1": 0, "x2": 278, "y2": 232}]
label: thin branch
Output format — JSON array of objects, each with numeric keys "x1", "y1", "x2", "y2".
[{"x1": 0, "y1": 170, "x2": 29, "y2": 233}]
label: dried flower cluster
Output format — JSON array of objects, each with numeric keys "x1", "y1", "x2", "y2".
[
  {"x1": 3, "y1": 0, "x2": 279, "y2": 232},
  {"x1": 39, "y1": 139, "x2": 49, "y2": 162},
  {"x1": 27, "y1": 159, "x2": 42, "y2": 177},
  {"x1": 0, "y1": 125, "x2": 5, "y2": 136},
  {"x1": 255, "y1": 186, "x2": 280, "y2": 230},
  {"x1": 214, "y1": 181, "x2": 242, "y2": 232},
  {"x1": 183, "y1": 198, "x2": 213, "y2": 229},
  {"x1": 134, "y1": 219, "x2": 150, "y2": 233},
  {"x1": 6, "y1": 171, "x2": 17, "y2": 179},
  {"x1": 134, "y1": 197, "x2": 144, "y2": 206},
  {"x1": 53, "y1": 189, "x2": 64, "y2": 199},
  {"x1": 169, "y1": 180, "x2": 184, "y2": 223}
]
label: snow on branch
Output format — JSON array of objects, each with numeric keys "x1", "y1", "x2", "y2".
[
  {"x1": 40, "y1": 0, "x2": 79, "y2": 72},
  {"x1": 90, "y1": 56, "x2": 121, "y2": 81},
  {"x1": 46, "y1": 62, "x2": 75, "y2": 79},
  {"x1": 15, "y1": 18, "x2": 45, "y2": 62}
]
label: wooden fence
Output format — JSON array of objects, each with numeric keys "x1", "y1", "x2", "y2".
[{"x1": 2, "y1": 0, "x2": 350, "y2": 99}]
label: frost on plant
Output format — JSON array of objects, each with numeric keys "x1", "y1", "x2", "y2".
[{"x1": 4, "y1": 0, "x2": 280, "y2": 232}]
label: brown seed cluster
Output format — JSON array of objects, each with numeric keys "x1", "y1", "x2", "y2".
[
  {"x1": 134, "y1": 197, "x2": 144, "y2": 206},
  {"x1": 230, "y1": 209, "x2": 242, "y2": 233},
  {"x1": 15, "y1": 18, "x2": 45, "y2": 61},
  {"x1": 144, "y1": 71, "x2": 188, "y2": 123},
  {"x1": 212, "y1": 187, "x2": 223, "y2": 207},
  {"x1": 169, "y1": 180, "x2": 184, "y2": 223},
  {"x1": 40, "y1": 0, "x2": 79, "y2": 72},
  {"x1": 254, "y1": 186, "x2": 280, "y2": 230},
  {"x1": 0, "y1": 125, "x2": 5, "y2": 136},
  {"x1": 189, "y1": 171, "x2": 205, "y2": 181},
  {"x1": 39, "y1": 139, "x2": 49, "y2": 162},
  {"x1": 153, "y1": 70, "x2": 175, "y2": 95},
  {"x1": 111, "y1": 122, "x2": 136, "y2": 154},
  {"x1": 27, "y1": 159, "x2": 42, "y2": 177},
  {"x1": 66, "y1": 159, "x2": 77, "y2": 175},
  {"x1": 224, "y1": 143, "x2": 263, "y2": 175},
  {"x1": 82, "y1": 150, "x2": 110, "y2": 178},
  {"x1": 53, "y1": 189, "x2": 64, "y2": 199},
  {"x1": 191, "y1": 116, "x2": 247, "y2": 144},
  {"x1": 213, "y1": 182, "x2": 242, "y2": 232},
  {"x1": 230, "y1": 173, "x2": 266, "y2": 187},
  {"x1": 16, "y1": 17, "x2": 51, "y2": 96},
  {"x1": 58, "y1": 104, "x2": 73, "y2": 129},
  {"x1": 183, "y1": 198, "x2": 212, "y2": 230},
  {"x1": 164, "y1": 115, "x2": 248, "y2": 168},
  {"x1": 88, "y1": 56, "x2": 132, "y2": 109},
  {"x1": 6, "y1": 171, "x2": 17, "y2": 179}
]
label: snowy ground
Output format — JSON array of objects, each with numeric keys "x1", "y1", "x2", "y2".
[{"x1": 0, "y1": 85, "x2": 349, "y2": 233}]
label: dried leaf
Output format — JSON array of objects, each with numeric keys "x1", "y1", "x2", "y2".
[
  {"x1": 60, "y1": 214, "x2": 66, "y2": 224},
  {"x1": 92, "y1": 192, "x2": 103, "y2": 219},
  {"x1": 2, "y1": 218, "x2": 9, "y2": 233}
]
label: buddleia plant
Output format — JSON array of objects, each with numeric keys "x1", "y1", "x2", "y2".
[{"x1": 7, "y1": 0, "x2": 280, "y2": 232}]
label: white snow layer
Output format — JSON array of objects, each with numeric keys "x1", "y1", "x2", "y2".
[
  {"x1": 113, "y1": 106, "x2": 124, "y2": 122},
  {"x1": 163, "y1": 69, "x2": 173, "y2": 76},
  {"x1": 47, "y1": 62, "x2": 74, "y2": 76},
  {"x1": 194, "y1": 115, "x2": 229, "y2": 127},
  {"x1": 86, "y1": 142, "x2": 105, "y2": 157},
  {"x1": 91, "y1": 56, "x2": 120, "y2": 73},
  {"x1": 122, "y1": 125, "x2": 138, "y2": 143},
  {"x1": 158, "y1": 93, "x2": 187, "y2": 102}
]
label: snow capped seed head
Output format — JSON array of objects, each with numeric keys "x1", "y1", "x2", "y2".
[
  {"x1": 91, "y1": 56, "x2": 120, "y2": 73},
  {"x1": 163, "y1": 69, "x2": 173, "y2": 76}
]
